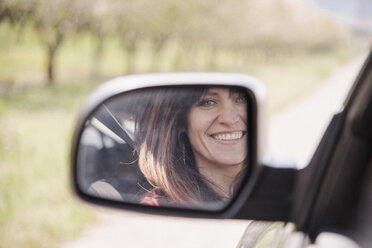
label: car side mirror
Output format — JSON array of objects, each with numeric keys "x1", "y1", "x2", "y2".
[{"x1": 70, "y1": 73, "x2": 295, "y2": 219}]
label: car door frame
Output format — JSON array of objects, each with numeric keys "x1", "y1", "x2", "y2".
[{"x1": 289, "y1": 50, "x2": 372, "y2": 242}]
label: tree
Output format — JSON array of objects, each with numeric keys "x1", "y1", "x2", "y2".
[
  {"x1": 143, "y1": 0, "x2": 183, "y2": 71},
  {"x1": 0, "y1": 0, "x2": 38, "y2": 42},
  {"x1": 108, "y1": 0, "x2": 145, "y2": 74},
  {"x1": 29, "y1": 0, "x2": 86, "y2": 85},
  {"x1": 81, "y1": 0, "x2": 116, "y2": 79}
]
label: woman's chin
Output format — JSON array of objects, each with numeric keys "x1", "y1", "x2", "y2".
[{"x1": 212, "y1": 157, "x2": 246, "y2": 168}]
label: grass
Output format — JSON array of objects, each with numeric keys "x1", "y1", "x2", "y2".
[
  {"x1": 0, "y1": 83, "x2": 98, "y2": 248},
  {"x1": 0, "y1": 20, "x2": 367, "y2": 248}
]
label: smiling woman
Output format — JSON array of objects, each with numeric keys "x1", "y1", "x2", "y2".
[
  {"x1": 187, "y1": 88, "x2": 248, "y2": 199},
  {"x1": 136, "y1": 86, "x2": 249, "y2": 208}
]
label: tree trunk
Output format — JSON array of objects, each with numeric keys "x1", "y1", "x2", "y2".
[
  {"x1": 47, "y1": 45, "x2": 57, "y2": 85},
  {"x1": 151, "y1": 36, "x2": 168, "y2": 71},
  {"x1": 90, "y1": 35, "x2": 105, "y2": 80},
  {"x1": 39, "y1": 29, "x2": 63, "y2": 86},
  {"x1": 90, "y1": 36, "x2": 104, "y2": 80},
  {"x1": 125, "y1": 47, "x2": 136, "y2": 74},
  {"x1": 121, "y1": 31, "x2": 140, "y2": 75}
]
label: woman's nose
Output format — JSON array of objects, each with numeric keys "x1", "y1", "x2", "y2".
[{"x1": 217, "y1": 104, "x2": 240, "y2": 125}]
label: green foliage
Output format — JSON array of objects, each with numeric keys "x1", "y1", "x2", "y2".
[
  {"x1": 1, "y1": 0, "x2": 360, "y2": 85},
  {"x1": 0, "y1": 17, "x2": 363, "y2": 114}
]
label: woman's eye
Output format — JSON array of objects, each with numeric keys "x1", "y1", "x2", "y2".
[
  {"x1": 236, "y1": 95, "x2": 248, "y2": 104},
  {"x1": 198, "y1": 99, "x2": 216, "y2": 107}
]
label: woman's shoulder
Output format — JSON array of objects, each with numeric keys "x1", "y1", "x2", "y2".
[{"x1": 140, "y1": 189, "x2": 177, "y2": 207}]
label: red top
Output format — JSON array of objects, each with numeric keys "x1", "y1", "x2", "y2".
[{"x1": 140, "y1": 189, "x2": 177, "y2": 207}]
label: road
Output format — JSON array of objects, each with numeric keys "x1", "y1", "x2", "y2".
[
  {"x1": 60, "y1": 55, "x2": 366, "y2": 248},
  {"x1": 267, "y1": 55, "x2": 365, "y2": 167}
]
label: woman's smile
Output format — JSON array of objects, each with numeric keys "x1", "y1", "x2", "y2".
[{"x1": 210, "y1": 131, "x2": 246, "y2": 142}]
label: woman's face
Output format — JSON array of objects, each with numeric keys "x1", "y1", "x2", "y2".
[{"x1": 187, "y1": 87, "x2": 247, "y2": 170}]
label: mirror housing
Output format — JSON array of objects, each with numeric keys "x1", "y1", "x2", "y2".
[{"x1": 70, "y1": 73, "x2": 296, "y2": 220}]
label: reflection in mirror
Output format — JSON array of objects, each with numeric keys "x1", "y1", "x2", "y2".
[{"x1": 77, "y1": 86, "x2": 250, "y2": 210}]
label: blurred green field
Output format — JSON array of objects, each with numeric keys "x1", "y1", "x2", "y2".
[
  {"x1": 0, "y1": 83, "x2": 97, "y2": 248},
  {"x1": 0, "y1": 20, "x2": 366, "y2": 248}
]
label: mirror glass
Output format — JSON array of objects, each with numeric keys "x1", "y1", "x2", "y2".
[{"x1": 76, "y1": 85, "x2": 252, "y2": 211}]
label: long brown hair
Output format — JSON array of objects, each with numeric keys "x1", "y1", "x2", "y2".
[{"x1": 135, "y1": 86, "x2": 246, "y2": 205}]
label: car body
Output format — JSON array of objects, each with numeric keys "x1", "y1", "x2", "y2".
[{"x1": 70, "y1": 51, "x2": 372, "y2": 247}]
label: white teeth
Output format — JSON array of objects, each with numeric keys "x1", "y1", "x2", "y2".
[{"x1": 213, "y1": 131, "x2": 243, "y2": 140}]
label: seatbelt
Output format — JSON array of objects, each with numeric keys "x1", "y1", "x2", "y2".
[{"x1": 93, "y1": 104, "x2": 136, "y2": 149}]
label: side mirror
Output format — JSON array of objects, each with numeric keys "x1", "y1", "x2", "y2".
[{"x1": 70, "y1": 72, "x2": 277, "y2": 219}]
